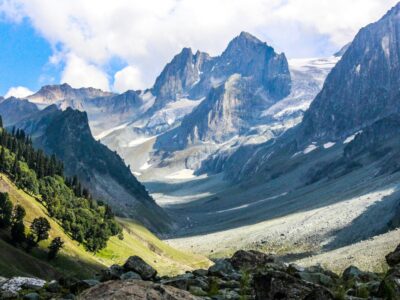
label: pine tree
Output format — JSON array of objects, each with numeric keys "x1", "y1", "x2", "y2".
[
  {"x1": 0, "y1": 115, "x2": 3, "y2": 128},
  {"x1": 11, "y1": 221, "x2": 25, "y2": 244},
  {"x1": 47, "y1": 237, "x2": 64, "y2": 260},
  {"x1": 0, "y1": 147, "x2": 6, "y2": 172},
  {"x1": 0, "y1": 192, "x2": 13, "y2": 228},
  {"x1": 30, "y1": 217, "x2": 51, "y2": 243}
]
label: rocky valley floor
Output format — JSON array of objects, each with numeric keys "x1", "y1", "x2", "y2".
[{"x1": 143, "y1": 145, "x2": 400, "y2": 274}]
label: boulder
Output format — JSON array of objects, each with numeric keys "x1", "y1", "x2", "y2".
[
  {"x1": 99, "y1": 264, "x2": 124, "y2": 281},
  {"x1": 23, "y1": 292, "x2": 40, "y2": 300},
  {"x1": 378, "y1": 265, "x2": 400, "y2": 299},
  {"x1": 193, "y1": 269, "x2": 208, "y2": 277},
  {"x1": 79, "y1": 279, "x2": 202, "y2": 300},
  {"x1": 297, "y1": 272, "x2": 335, "y2": 287},
  {"x1": 1, "y1": 277, "x2": 46, "y2": 293},
  {"x1": 0, "y1": 276, "x2": 8, "y2": 286},
  {"x1": 230, "y1": 250, "x2": 277, "y2": 270},
  {"x1": 208, "y1": 259, "x2": 236, "y2": 277},
  {"x1": 386, "y1": 244, "x2": 400, "y2": 267},
  {"x1": 123, "y1": 256, "x2": 157, "y2": 280},
  {"x1": 253, "y1": 271, "x2": 334, "y2": 300},
  {"x1": 161, "y1": 273, "x2": 208, "y2": 291},
  {"x1": 188, "y1": 286, "x2": 208, "y2": 297},
  {"x1": 342, "y1": 266, "x2": 363, "y2": 281},
  {"x1": 70, "y1": 279, "x2": 100, "y2": 294},
  {"x1": 121, "y1": 271, "x2": 142, "y2": 280},
  {"x1": 1, "y1": 290, "x2": 19, "y2": 299},
  {"x1": 46, "y1": 280, "x2": 62, "y2": 293},
  {"x1": 342, "y1": 265, "x2": 378, "y2": 283}
]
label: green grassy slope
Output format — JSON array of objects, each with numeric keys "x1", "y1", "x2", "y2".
[{"x1": 0, "y1": 174, "x2": 211, "y2": 279}]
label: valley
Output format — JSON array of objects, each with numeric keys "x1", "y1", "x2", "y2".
[{"x1": 1, "y1": 1, "x2": 400, "y2": 298}]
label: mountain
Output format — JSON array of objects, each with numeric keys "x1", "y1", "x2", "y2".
[
  {"x1": 10, "y1": 105, "x2": 172, "y2": 232},
  {"x1": 27, "y1": 83, "x2": 114, "y2": 107},
  {"x1": 191, "y1": 31, "x2": 291, "y2": 101},
  {"x1": 300, "y1": 3, "x2": 400, "y2": 143},
  {"x1": 0, "y1": 97, "x2": 39, "y2": 125}
]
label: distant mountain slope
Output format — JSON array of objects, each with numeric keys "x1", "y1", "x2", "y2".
[
  {"x1": 10, "y1": 105, "x2": 172, "y2": 233},
  {"x1": 0, "y1": 97, "x2": 39, "y2": 126},
  {"x1": 27, "y1": 83, "x2": 114, "y2": 106}
]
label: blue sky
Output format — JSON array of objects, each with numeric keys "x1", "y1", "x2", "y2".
[
  {"x1": 0, "y1": 0, "x2": 398, "y2": 97},
  {"x1": 0, "y1": 19, "x2": 57, "y2": 95}
]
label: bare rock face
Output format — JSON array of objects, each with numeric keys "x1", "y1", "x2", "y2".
[
  {"x1": 79, "y1": 280, "x2": 202, "y2": 300},
  {"x1": 301, "y1": 3, "x2": 400, "y2": 142},
  {"x1": 151, "y1": 48, "x2": 213, "y2": 107}
]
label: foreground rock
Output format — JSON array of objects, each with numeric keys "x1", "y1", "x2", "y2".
[
  {"x1": 123, "y1": 255, "x2": 157, "y2": 280},
  {"x1": 3, "y1": 245, "x2": 400, "y2": 299},
  {"x1": 79, "y1": 279, "x2": 202, "y2": 300}
]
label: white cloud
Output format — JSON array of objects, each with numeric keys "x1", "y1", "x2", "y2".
[
  {"x1": 113, "y1": 66, "x2": 145, "y2": 93},
  {"x1": 4, "y1": 86, "x2": 34, "y2": 98},
  {"x1": 0, "y1": 0, "x2": 398, "y2": 91},
  {"x1": 61, "y1": 54, "x2": 110, "y2": 91}
]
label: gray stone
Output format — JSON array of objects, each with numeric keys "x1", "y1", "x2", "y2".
[
  {"x1": 193, "y1": 269, "x2": 208, "y2": 277},
  {"x1": 121, "y1": 271, "x2": 142, "y2": 280},
  {"x1": 208, "y1": 259, "x2": 236, "y2": 277},
  {"x1": 1, "y1": 290, "x2": 19, "y2": 299},
  {"x1": 188, "y1": 286, "x2": 208, "y2": 297},
  {"x1": 342, "y1": 266, "x2": 363, "y2": 281},
  {"x1": 386, "y1": 244, "x2": 400, "y2": 267},
  {"x1": 230, "y1": 250, "x2": 278, "y2": 271},
  {"x1": 46, "y1": 280, "x2": 62, "y2": 293},
  {"x1": 100, "y1": 264, "x2": 124, "y2": 281},
  {"x1": 123, "y1": 256, "x2": 157, "y2": 280},
  {"x1": 23, "y1": 292, "x2": 40, "y2": 300},
  {"x1": 297, "y1": 272, "x2": 335, "y2": 287},
  {"x1": 1, "y1": 277, "x2": 46, "y2": 293}
]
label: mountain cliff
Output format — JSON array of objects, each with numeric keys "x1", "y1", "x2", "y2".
[{"x1": 300, "y1": 3, "x2": 400, "y2": 143}]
